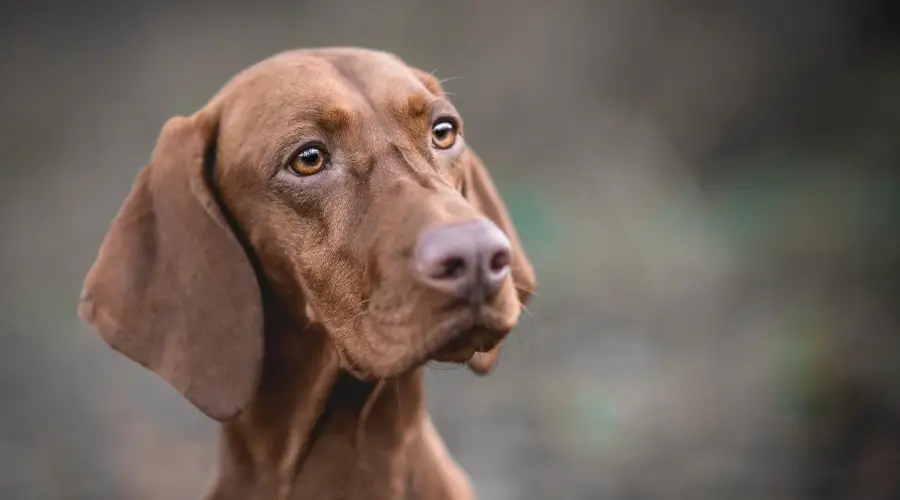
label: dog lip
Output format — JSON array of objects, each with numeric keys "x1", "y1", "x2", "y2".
[
  {"x1": 432, "y1": 332, "x2": 477, "y2": 362},
  {"x1": 364, "y1": 302, "x2": 516, "y2": 375},
  {"x1": 430, "y1": 314, "x2": 510, "y2": 364},
  {"x1": 367, "y1": 313, "x2": 475, "y2": 375}
]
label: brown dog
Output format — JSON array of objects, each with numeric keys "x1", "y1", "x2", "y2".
[{"x1": 78, "y1": 47, "x2": 535, "y2": 499}]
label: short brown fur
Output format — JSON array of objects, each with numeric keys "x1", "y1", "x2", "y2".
[{"x1": 78, "y1": 47, "x2": 536, "y2": 499}]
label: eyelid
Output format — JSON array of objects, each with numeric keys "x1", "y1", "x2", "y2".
[{"x1": 430, "y1": 100, "x2": 463, "y2": 131}]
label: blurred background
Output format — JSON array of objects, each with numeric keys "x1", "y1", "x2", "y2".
[{"x1": 2, "y1": 0, "x2": 900, "y2": 498}]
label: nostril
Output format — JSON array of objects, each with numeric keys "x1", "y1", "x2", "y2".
[
  {"x1": 489, "y1": 249, "x2": 510, "y2": 274},
  {"x1": 435, "y1": 256, "x2": 468, "y2": 280},
  {"x1": 415, "y1": 219, "x2": 511, "y2": 299}
]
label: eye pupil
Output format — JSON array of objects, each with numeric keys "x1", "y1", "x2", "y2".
[{"x1": 299, "y1": 148, "x2": 320, "y2": 164}]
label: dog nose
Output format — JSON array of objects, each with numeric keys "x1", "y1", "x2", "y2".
[{"x1": 414, "y1": 219, "x2": 512, "y2": 302}]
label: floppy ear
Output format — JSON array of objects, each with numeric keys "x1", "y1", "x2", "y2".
[
  {"x1": 461, "y1": 150, "x2": 537, "y2": 374},
  {"x1": 77, "y1": 114, "x2": 264, "y2": 421}
]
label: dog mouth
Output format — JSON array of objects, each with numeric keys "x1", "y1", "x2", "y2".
[
  {"x1": 425, "y1": 307, "x2": 513, "y2": 364},
  {"x1": 429, "y1": 324, "x2": 500, "y2": 363},
  {"x1": 351, "y1": 298, "x2": 518, "y2": 379}
]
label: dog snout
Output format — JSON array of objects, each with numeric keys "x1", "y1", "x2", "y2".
[{"x1": 413, "y1": 218, "x2": 511, "y2": 303}]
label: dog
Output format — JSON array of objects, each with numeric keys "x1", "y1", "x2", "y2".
[{"x1": 78, "y1": 47, "x2": 535, "y2": 499}]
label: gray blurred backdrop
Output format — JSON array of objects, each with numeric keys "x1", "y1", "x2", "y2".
[{"x1": 2, "y1": 1, "x2": 900, "y2": 499}]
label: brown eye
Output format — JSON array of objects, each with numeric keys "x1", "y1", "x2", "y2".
[
  {"x1": 290, "y1": 146, "x2": 327, "y2": 176},
  {"x1": 431, "y1": 119, "x2": 458, "y2": 149}
]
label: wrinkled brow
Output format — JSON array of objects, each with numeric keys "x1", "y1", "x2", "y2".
[
  {"x1": 387, "y1": 93, "x2": 430, "y2": 121},
  {"x1": 315, "y1": 106, "x2": 354, "y2": 133}
]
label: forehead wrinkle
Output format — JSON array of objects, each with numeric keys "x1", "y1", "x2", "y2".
[
  {"x1": 384, "y1": 94, "x2": 429, "y2": 148},
  {"x1": 316, "y1": 104, "x2": 355, "y2": 134},
  {"x1": 390, "y1": 93, "x2": 429, "y2": 120},
  {"x1": 318, "y1": 57, "x2": 405, "y2": 159},
  {"x1": 320, "y1": 53, "x2": 433, "y2": 126},
  {"x1": 323, "y1": 56, "x2": 384, "y2": 118}
]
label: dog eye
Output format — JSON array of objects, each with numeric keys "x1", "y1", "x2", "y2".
[
  {"x1": 289, "y1": 146, "x2": 328, "y2": 176},
  {"x1": 431, "y1": 119, "x2": 458, "y2": 150}
]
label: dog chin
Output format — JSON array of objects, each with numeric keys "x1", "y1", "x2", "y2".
[
  {"x1": 431, "y1": 335, "x2": 479, "y2": 364},
  {"x1": 353, "y1": 309, "x2": 515, "y2": 379},
  {"x1": 430, "y1": 323, "x2": 509, "y2": 365}
]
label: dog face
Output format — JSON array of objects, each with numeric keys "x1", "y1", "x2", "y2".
[{"x1": 78, "y1": 48, "x2": 535, "y2": 420}]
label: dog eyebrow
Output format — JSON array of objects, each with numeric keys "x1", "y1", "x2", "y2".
[
  {"x1": 315, "y1": 106, "x2": 354, "y2": 133},
  {"x1": 387, "y1": 93, "x2": 430, "y2": 122},
  {"x1": 404, "y1": 94, "x2": 429, "y2": 118}
]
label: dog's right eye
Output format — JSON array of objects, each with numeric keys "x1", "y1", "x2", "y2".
[{"x1": 289, "y1": 146, "x2": 328, "y2": 176}]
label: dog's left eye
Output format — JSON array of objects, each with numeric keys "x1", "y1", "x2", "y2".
[
  {"x1": 431, "y1": 119, "x2": 458, "y2": 150},
  {"x1": 289, "y1": 146, "x2": 328, "y2": 176}
]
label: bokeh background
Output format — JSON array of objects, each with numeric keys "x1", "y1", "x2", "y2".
[{"x1": 3, "y1": 1, "x2": 900, "y2": 498}]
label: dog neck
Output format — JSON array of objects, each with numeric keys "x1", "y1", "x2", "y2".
[{"x1": 206, "y1": 321, "x2": 426, "y2": 499}]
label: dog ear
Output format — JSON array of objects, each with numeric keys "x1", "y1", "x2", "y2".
[
  {"x1": 78, "y1": 114, "x2": 264, "y2": 422},
  {"x1": 460, "y1": 150, "x2": 536, "y2": 375}
]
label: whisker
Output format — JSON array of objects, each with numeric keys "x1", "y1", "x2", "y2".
[
  {"x1": 425, "y1": 362, "x2": 464, "y2": 372},
  {"x1": 349, "y1": 306, "x2": 371, "y2": 325},
  {"x1": 500, "y1": 301, "x2": 538, "y2": 356},
  {"x1": 507, "y1": 266, "x2": 534, "y2": 272},
  {"x1": 356, "y1": 377, "x2": 388, "y2": 471},
  {"x1": 507, "y1": 267, "x2": 536, "y2": 276},
  {"x1": 344, "y1": 356, "x2": 364, "y2": 376},
  {"x1": 514, "y1": 284, "x2": 538, "y2": 297},
  {"x1": 520, "y1": 303, "x2": 537, "y2": 322},
  {"x1": 436, "y1": 76, "x2": 463, "y2": 85}
]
